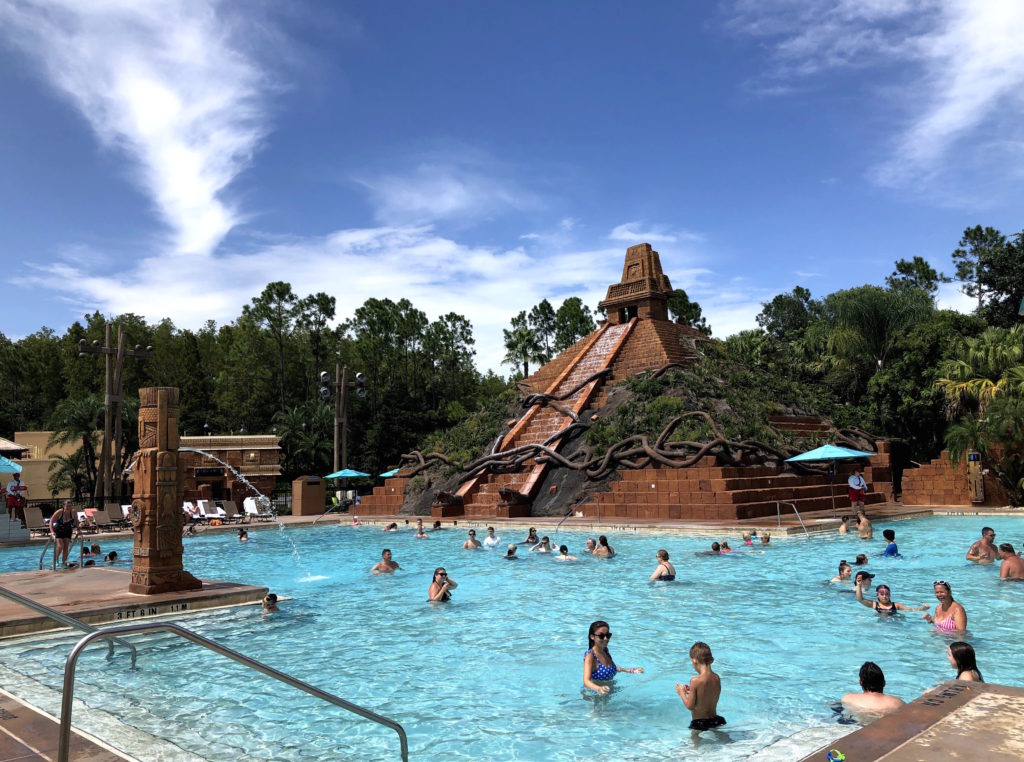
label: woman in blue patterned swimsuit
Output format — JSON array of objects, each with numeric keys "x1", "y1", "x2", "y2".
[{"x1": 582, "y1": 620, "x2": 643, "y2": 695}]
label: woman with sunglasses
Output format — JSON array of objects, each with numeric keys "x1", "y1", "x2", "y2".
[
  {"x1": 855, "y1": 582, "x2": 929, "y2": 615},
  {"x1": 583, "y1": 620, "x2": 643, "y2": 695},
  {"x1": 923, "y1": 580, "x2": 967, "y2": 633},
  {"x1": 428, "y1": 567, "x2": 457, "y2": 602}
]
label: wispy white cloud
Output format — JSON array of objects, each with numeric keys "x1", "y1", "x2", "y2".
[
  {"x1": 0, "y1": 0, "x2": 271, "y2": 256},
  {"x1": 726, "y1": 0, "x2": 1024, "y2": 192},
  {"x1": 357, "y1": 160, "x2": 536, "y2": 226},
  {"x1": 936, "y1": 279, "x2": 977, "y2": 314},
  {"x1": 22, "y1": 227, "x2": 629, "y2": 373},
  {"x1": 794, "y1": 270, "x2": 822, "y2": 278},
  {"x1": 609, "y1": 222, "x2": 705, "y2": 244}
]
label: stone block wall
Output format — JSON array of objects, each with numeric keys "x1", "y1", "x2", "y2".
[
  {"x1": 358, "y1": 477, "x2": 411, "y2": 515},
  {"x1": 901, "y1": 451, "x2": 1009, "y2": 507}
]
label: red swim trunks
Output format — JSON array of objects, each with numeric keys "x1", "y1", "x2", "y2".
[{"x1": 848, "y1": 488, "x2": 865, "y2": 502}]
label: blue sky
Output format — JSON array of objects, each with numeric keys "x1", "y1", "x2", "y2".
[{"x1": 2, "y1": 1, "x2": 1023, "y2": 373}]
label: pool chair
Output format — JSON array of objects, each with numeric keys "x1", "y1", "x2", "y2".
[
  {"x1": 102, "y1": 502, "x2": 129, "y2": 529},
  {"x1": 22, "y1": 506, "x2": 50, "y2": 537},
  {"x1": 243, "y1": 497, "x2": 274, "y2": 522},
  {"x1": 219, "y1": 500, "x2": 244, "y2": 523},
  {"x1": 197, "y1": 499, "x2": 227, "y2": 523},
  {"x1": 76, "y1": 512, "x2": 99, "y2": 534},
  {"x1": 90, "y1": 507, "x2": 117, "y2": 532}
]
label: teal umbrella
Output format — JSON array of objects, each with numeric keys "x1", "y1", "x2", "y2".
[
  {"x1": 786, "y1": 444, "x2": 875, "y2": 516},
  {"x1": 379, "y1": 468, "x2": 399, "y2": 478},
  {"x1": 785, "y1": 445, "x2": 874, "y2": 462},
  {"x1": 0, "y1": 455, "x2": 22, "y2": 473},
  {"x1": 325, "y1": 468, "x2": 370, "y2": 479}
]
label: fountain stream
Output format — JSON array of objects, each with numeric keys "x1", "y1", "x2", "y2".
[{"x1": 126, "y1": 447, "x2": 324, "y2": 582}]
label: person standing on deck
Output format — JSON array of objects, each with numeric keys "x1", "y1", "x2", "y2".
[
  {"x1": 848, "y1": 466, "x2": 868, "y2": 512},
  {"x1": 5, "y1": 473, "x2": 26, "y2": 520}
]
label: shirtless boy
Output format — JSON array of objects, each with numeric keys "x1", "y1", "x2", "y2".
[
  {"x1": 675, "y1": 641, "x2": 725, "y2": 731},
  {"x1": 857, "y1": 510, "x2": 873, "y2": 540},
  {"x1": 966, "y1": 527, "x2": 998, "y2": 564}
]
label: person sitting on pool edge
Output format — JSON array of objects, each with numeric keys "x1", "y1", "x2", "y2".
[
  {"x1": 483, "y1": 526, "x2": 501, "y2": 547},
  {"x1": 840, "y1": 662, "x2": 904, "y2": 718},
  {"x1": 462, "y1": 529, "x2": 481, "y2": 549},
  {"x1": 650, "y1": 549, "x2": 676, "y2": 581},
  {"x1": 675, "y1": 641, "x2": 724, "y2": 731},
  {"x1": 998, "y1": 543, "x2": 1024, "y2": 579},
  {"x1": 583, "y1": 620, "x2": 643, "y2": 695},
  {"x1": 881, "y1": 529, "x2": 899, "y2": 557},
  {"x1": 262, "y1": 593, "x2": 279, "y2": 613},
  {"x1": 428, "y1": 567, "x2": 457, "y2": 602},
  {"x1": 370, "y1": 548, "x2": 400, "y2": 575}
]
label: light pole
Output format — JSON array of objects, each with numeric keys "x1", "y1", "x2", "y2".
[
  {"x1": 320, "y1": 364, "x2": 365, "y2": 472},
  {"x1": 77, "y1": 326, "x2": 153, "y2": 501}
]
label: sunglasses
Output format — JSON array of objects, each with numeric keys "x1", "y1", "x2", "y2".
[
  {"x1": 933, "y1": 580, "x2": 948, "y2": 586},
  {"x1": 595, "y1": 632, "x2": 612, "y2": 640},
  {"x1": 437, "y1": 572, "x2": 447, "y2": 577}
]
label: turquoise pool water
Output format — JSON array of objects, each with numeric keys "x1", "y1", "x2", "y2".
[{"x1": 1, "y1": 515, "x2": 1023, "y2": 760}]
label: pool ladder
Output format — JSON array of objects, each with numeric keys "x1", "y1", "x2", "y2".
[
  {"x1": 776, "y1": 501, "x2": 810, "y2": 536},
  {"x1": 56, "y1": 621, "x2": 409, "y2": 762}
]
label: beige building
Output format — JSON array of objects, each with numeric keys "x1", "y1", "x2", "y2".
[{"x1": 9, "y1": 431, "x2": 99, "y2": 501}]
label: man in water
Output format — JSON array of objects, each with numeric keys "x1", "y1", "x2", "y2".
[
  {"x1": 998, "y1": 543, "x2": 1024, "y2": 579},
  {"x1": 675, "y1": 641, "x2": 724, "y2": 731},
  {"x1": 462, "y1": 529, "x2": 481, "y2": 549},
  {"x1": 841, "y1": 662, "x2": 904, "y2": 718},
  {"x1": 857, "y1": 510, "x2": 873, "y2": 540},
  {"x1": 262, "y1": 593, "x2": 279, "y2": 613},
  {"x1": 483, "y1": 526, "x2": 501, "y2": 547},
  {"x1": 370, "y1": 549, "x2": 400, "y2": 574},
  {"x1": 966, "y1": 527, "x2": 998, "y2": 564}
]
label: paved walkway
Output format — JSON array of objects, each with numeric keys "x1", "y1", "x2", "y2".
[{"x1": 0, "y1": 689, "x2": 132, "y2": 762}]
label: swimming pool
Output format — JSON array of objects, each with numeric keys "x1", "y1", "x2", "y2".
[{"x1": 1, "y1": 515, "x2": 1023, "y2": 760}]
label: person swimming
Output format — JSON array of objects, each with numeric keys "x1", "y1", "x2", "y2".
[{"x1": 650, "y1": 549, "x2": 676, "y2": 581}]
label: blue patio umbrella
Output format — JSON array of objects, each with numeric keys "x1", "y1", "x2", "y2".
[
  {"x1": 379, "y1": 468, "x2": 399, "y2": 478},
  {"x1": 0, "y1": 455, "x2": 22, "y2": 473},
  {"x1": 325, "y1": 468, "x2": 370, "y2": 479},
  {"x1": 786, "y1": 444, "x2": 875, "y2": 516}
]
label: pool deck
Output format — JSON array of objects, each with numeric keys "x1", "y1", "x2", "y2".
[
  {"x1": 0, "y1": 688, "x2": 133, "y2": 762},
  {"x1": 0, "y1": 567, "x2": 267, "y2": 638},
  {"x1": 800, "y1": 680, "x2": 1024, "y2": 761}
]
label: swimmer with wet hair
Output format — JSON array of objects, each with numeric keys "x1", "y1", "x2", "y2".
[
  {"x1": 841, "y1": 662, "x2": 904, "y2": 717},
  {"x1": 555, "y1": 544, "x2": 578, "y2": 561},
  {"x1": 262, "y1": 593, "x2": 279, "y2": 613},
  {"x1": 676, "y1": 642, "x2": 724, "y2": 731}
]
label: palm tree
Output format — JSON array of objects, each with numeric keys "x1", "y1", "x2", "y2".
[
  {"x1": 502, "y1": 325, "x2": 545, "y2": 377},
  {"x1": 936, "y1": 326, "x2": 1024, "y2": 417},
  {"x1": 47, "y1": 449, "x2": 91, "y2": 500},
  {"x1": 48, "y1": 395, "x2": 104, "y2": 502}
]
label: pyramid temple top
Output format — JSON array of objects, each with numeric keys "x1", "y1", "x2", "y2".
[{"x1": 598, "y1": 243, "x2": 674, "y2": 324}]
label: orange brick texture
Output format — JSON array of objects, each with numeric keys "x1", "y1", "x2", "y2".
[{"x1": 900, "y1": 451, "x2": 1009, "y2": 507}]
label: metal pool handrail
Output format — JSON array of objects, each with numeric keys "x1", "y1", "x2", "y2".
[
  {"x1": 57, "y1": 622, "x2": 409, "y2": 762},
  {"x1": 0, "y1": 585, "x2": 137, "y2": 668},
  {"x1": 38, "y1": 529, "x2": 85, "y2": 570},
  {"x1": 776, "y1": 501, "x2": 809, "y2": 537}
]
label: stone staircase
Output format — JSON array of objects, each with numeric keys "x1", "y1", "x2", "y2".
[
  {"x1": 0, "y1": 512, "x2": 30, "y2": 544},
  {"x1": 767, "y1": 414, "x2": 831, "y2": 438},
  {"x1": 453, "y1": 320, "x2": 636, "y2": 517},
  {"x1": 581, "y1": 460, "x2": 888, "y2": 521}
]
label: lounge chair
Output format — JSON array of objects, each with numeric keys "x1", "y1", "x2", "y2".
[
  {"x1": 91, "y1": 507, "x2": 116, "y2": 532},
  {"x1": 77, "y1": 512, "x2": 98, "y2": 534},
  {"x1": 103, "y1": 503, "x2": 128, "y2": 529},
  {"x1": 198, "y1": 499, "x2": 227, "y2": 522},
  {"x1": 243, "y1": 497, "x2": 274, "y2": 522},
  {"x1": 22, "y1": 506, "x2": 50, "y2": 537},
  {"x1": 219, "y1": 500, "x2": 244, "y2": 523}
]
